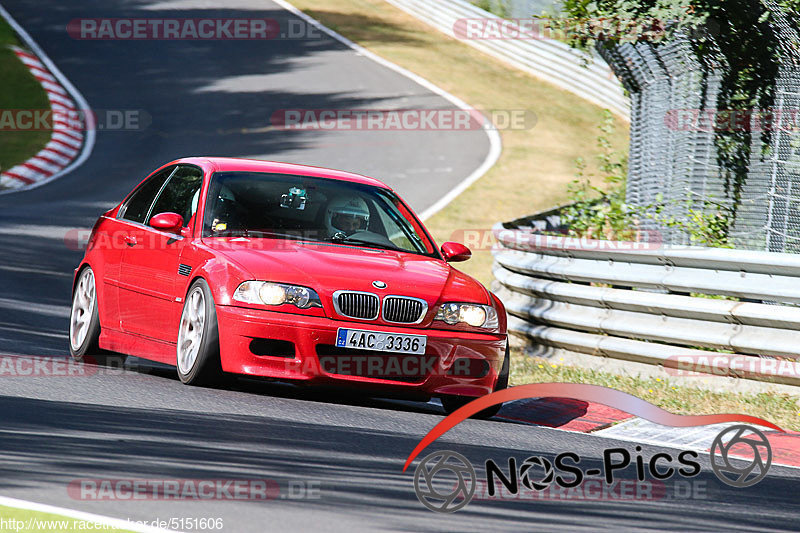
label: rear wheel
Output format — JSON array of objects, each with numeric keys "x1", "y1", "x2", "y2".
[
  {"x1": 69, "y1": 266, "x2": 125, "y2": 367},
  {"x1": 440, "y1": 342, "x2": 510, "y2": 419},
  {"x1": 177, "y1": 279, "x2": 225, "y2": 385}
]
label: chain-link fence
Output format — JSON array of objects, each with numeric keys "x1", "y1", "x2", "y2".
[{"x1": 599, "y1": 26, "x2": 800, "y2": 252}]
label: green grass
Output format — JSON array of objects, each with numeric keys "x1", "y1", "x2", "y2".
[
  {"x1": 0, "y1": 18, "x2": 51, "y2": 175},
  {"x1": 287, "y1": 0, "x2": 629, "y2": 286},
  {"x1": 510, "y1": 348, "x2": 800, "y2": 431},
  {"x1": 0, "y1": 505, "x2": 134, "y2": 532}
]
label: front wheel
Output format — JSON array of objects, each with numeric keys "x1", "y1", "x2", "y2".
[
  {"x1": 441, "y1": 342, "x2": 510, "y2": 419},
  {"x1": 69, "y1": 266, "x2": 125, "y2": 366},
  {"x1": 177, "y1": 279, "x2": 225, "y2": 385}
]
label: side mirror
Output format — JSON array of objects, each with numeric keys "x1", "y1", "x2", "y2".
[
  {"x1": 441, "y1": 242, "x2": 472, "y2": 263},
  {"x1": 150, "y1": 212, "x2": 184, "y2": 234}
]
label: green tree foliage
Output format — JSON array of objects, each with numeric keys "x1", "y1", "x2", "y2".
[
  {"x1": 565, "y1": 110, "x2": 734, "y2": 247},
  {"x1": 557, "y1": 1, "x2": 800, "y2": 238}
]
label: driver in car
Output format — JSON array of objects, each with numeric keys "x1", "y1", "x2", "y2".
[
  {"x1": 325, "y1": 196, "x2": 371, "y2": 239},
  {"x1": 206, "y1": 185, "x2": 244, "y2": 234}
]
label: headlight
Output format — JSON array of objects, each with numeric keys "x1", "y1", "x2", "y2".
[
  {"x1": 233, "y1": 281, "x2": 322, "y2": 309},
  {"x1": 435, "y1": 302, "x2": 498, "y2": 328}
]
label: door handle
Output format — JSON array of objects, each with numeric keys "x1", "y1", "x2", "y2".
[{"x1": 124, "y1": 236, "x2": 138, "y2": 247}]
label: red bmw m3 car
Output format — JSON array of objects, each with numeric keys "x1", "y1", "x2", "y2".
[{"x1": 69, "y1": 158, "x2": 509, "y2": 415}]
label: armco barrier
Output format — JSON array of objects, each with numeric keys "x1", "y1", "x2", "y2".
[
  {"x1": 385, "y1": 0, "x2": 630, "y2": 119},
  {"x1": 491, "y1": 217, "x2": 800, "y2": 387}
]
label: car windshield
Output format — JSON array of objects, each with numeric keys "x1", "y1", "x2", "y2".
[{"x1": 203, "y1": 171, "x2": 437, "y2": 256}]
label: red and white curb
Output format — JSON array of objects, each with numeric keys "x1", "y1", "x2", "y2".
[
  {"x1": 0, "y1": 4, "x2": 94, "y2": 193},
  {"x1": 0, "y1": 46, "x2": 84, "y2": 188},
  {"x1": 594, "y1": 417, "x2": 800, "y2": 469},
  {"x1": 498, "y1": 398, "x2": 800, "y2": 468}
]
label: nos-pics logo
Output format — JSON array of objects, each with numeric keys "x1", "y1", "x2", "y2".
[{"x1": 413, "y1": 424, "x2": 772, "y2": 513}]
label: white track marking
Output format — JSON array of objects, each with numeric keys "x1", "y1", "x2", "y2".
[
  {"x1": 0, "y1": 495, "x2": 180, "y2": 532},
  {"x1": 270, "y1": 0, "x2": 502, "y2": 221}
]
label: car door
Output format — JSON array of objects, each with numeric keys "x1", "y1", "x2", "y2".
[
  {"x1": 118, "y1": 165, "x2": 204, "y2": 342},
  {"x1": 112, "y1": 166, "x2": 176, "y2": 331}
]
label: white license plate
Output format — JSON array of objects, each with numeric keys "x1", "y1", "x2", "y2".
[{"x1": 335, "y1": 328, "x2": 427, "y2": 355}]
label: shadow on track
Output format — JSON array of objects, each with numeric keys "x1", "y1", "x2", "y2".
[
  {"x1": 0, "y1": 0, "x2": 489, "y2": 355},
  {"x1": 0, "y1": 394, "x2": 796, "y2": 531}
]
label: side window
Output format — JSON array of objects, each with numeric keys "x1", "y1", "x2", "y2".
[
  {"x1": 148, "y1": 165, "x2": 204, "y2": 226},
  {"x1": 120, "y1": 167, "x2": 175, "y2": 224}
]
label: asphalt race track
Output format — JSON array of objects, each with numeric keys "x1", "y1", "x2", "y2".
[
  {"x1": 0, "y1": 1, "x2": 798, "y2": 531},
  {"x1": 0, "y1": 0, "x2": 491, "y2": 356}
]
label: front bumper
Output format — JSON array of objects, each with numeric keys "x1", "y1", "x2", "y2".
[{"x1": 216, "y1": 305, "x2": 507, "y2": 398}]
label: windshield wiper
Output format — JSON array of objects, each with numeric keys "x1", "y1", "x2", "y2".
[
  {"x1": 226, "y1": 230, "x2": 326, "y2": 243},
  {"x1": 327, "y1": 235, "x2": 405, "y2": 253},
  {"x1": 248, "y1": 230, "x2": 308, "y2": 239}
]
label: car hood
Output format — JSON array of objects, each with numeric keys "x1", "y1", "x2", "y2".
[{"x1": 202, "y1": 237, "x2": 489, "y2": 305}]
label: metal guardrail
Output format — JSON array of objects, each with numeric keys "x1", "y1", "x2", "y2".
[
  {"x1": 491, "y1": 219, "x2": 800, "y2": 386},
  {"x1": 384, "y1": 0, "x2": 630, "y2": 119}
]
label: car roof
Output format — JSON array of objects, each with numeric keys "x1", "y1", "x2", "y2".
[{"x1": 174, "y1": 157, "x2": 390, "y2": 189}]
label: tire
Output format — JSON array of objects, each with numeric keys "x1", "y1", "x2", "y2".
[
  {"x1": 177, "y1": 279, "x2": 225, "y2": 386},
  {"x1": 69, "y1": 266, "x2": 126, "y2": 367},
  {"x1": 441, "y1": 341, "x2": 510, "y2": 419}
]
